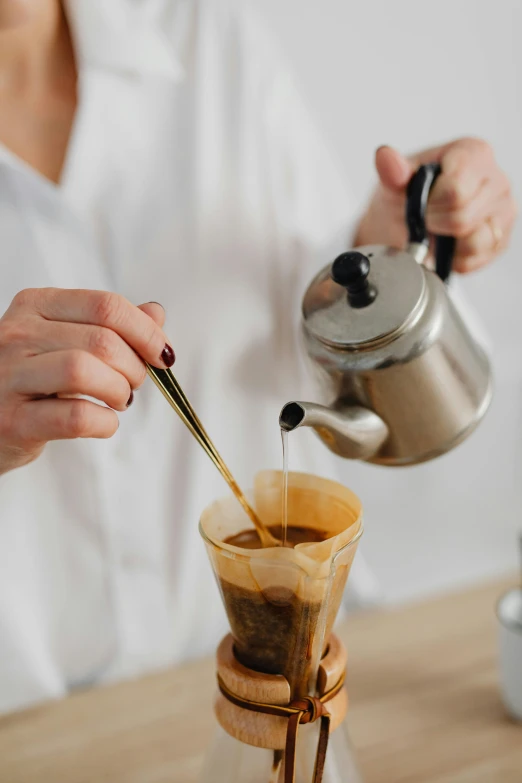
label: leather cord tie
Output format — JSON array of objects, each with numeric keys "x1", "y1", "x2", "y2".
[{"x1": 217, "y1": 669, "x2": 346, "y2": 783}]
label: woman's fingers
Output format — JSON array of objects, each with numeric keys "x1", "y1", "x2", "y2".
[
  {"x1": 8, "y1": 289, "x2": 175, "y2": 368},
  {"x1": 138, "y1": 301, "x2": 166, "y2": 328},
  {"x1": 420, "y1": 138, "x2": 516, "y2": 273},
  {"x1": 11, "y1": 350, "x2": 132, "y2": 412},
  {"x1": 374, "y1": 146, "x2": 414, "y2": 192},
  {"x1": 425, "y1": 139, "x2": 494, "y2": 211},
  {"x1": 452, "y1": 196, "x2": 518, "y2": 273},
  {"x1": 14, "y1": 398, "x2": 119, "y2": 443},
  {"x1": 426, "y1": 172, "x2": 511, "y2": 237},
  {"x1": 360, "y1": 137, "x2": 515, "y2": 274},
  {"x1": 1, "y1": 318, "x2": 148, "y2": 390},
  {"x1": 0, "y1": 288, "x2": 169, "y2": 474}
]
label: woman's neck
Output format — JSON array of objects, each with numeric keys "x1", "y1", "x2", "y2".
[
  {"x1": 0, "y1": 1, "x2": 68, "y2": 93},
  {"x1": 0, "y1": 0, "x2": 77, "y2": 183}
]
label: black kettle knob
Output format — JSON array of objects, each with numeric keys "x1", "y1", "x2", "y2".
[{"x1": 331, "y1": 251, "x2": 377, "y2": 308}]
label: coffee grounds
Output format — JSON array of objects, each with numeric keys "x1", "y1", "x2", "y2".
[{"x1": 219, "y1": 525, "x2": 331, "y2": 696}]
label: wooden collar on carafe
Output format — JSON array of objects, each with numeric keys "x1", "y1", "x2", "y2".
[{"x1": 214, "y1": 634, "x2": 349, "y2": 783}]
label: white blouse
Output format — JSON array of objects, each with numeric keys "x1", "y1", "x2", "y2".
[
  {"x1": 0, "y1": 0, "x2": 370, "y2": 714},
  {"x1": 0, "y1": 0, "x2": 494, "y2": 717}
]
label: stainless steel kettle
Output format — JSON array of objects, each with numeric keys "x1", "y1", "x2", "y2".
[{"x1": 279, "y1": 163, "x2": 492, "y2": 466}]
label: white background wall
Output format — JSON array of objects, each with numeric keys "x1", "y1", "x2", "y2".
[{"x1": 254, "y1": 0, "x2": 522, "y2": 604}]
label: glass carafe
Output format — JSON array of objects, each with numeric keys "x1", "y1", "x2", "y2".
[{"x1": 199, "y1": 470, "x2": 364, "y2": 783}]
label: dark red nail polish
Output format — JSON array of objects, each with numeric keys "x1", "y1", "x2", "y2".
[
  {"x1": 126, "y1": 390, "x2": 134, "y2": 407},
  {"x1": 161, "y1": 344, "x2": 175, "y2": 367}
]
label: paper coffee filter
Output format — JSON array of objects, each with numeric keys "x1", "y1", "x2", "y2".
[
  {"x1": 253, "y1": 469, "x2": 361, "y2": 529},
  {"x1": 254, "y1": 470, "x2": 361, "y2": 561},
  {"x1": 200, "y1": 470, "x2": 362, "y2": 601}
]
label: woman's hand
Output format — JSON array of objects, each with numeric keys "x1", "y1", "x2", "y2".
[
  {"x1": 356, "y1": 138, "x2": 517, "y2": 273},
  {"x1": 0, "y1": 289, "x2": 172, "y2": 475}
]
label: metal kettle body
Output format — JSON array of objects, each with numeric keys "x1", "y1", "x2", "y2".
[{"x1": 280, "y1": 165, "x2": 493, "y2": 466}]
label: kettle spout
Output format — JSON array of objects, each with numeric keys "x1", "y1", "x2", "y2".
[{"x1": 279, "y1": 402, "x2": 389, "y2": 462}]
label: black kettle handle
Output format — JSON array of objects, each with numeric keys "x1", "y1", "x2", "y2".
[{"x1": 406, "y1": 163, "x2": 456, "y2": 283}]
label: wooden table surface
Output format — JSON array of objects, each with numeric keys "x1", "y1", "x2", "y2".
[{"x1": 1, "y1": 577, "x2": 521, "y2": 783}]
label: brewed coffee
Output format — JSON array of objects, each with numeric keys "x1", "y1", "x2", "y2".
[{"x1": 225, "y1": 525, "x2": 329, "y2": 549}]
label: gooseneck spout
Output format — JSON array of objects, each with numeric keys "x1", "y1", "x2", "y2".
[{"x1": 279, "y1": 402, "x2": 389, "y2": 462}]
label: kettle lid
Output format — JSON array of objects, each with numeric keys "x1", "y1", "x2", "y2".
[{"x1": 302, "y1": 245, "x2": 427, "y2": 348}]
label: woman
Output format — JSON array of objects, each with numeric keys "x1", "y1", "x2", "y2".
[{"x1": 0, "y1": 0, "x2": 516, "y2": 714}]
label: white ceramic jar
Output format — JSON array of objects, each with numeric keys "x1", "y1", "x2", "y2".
[{"x1": 497, "y1": 585, "x2": 522, "y2": 722}]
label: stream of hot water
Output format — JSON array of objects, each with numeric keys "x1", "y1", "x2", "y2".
[{"x1": 280, "y1": 428, "x2": 289, "y2": 547}]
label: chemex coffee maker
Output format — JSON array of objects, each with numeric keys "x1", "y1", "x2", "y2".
[
  {"x1": 200, "y1": 470, "x2": 364, "y2": 783},
  {"x1": 193, "y1": 165, "x2": 493, "y2": 783},
  {"x1": 280, "y1": 163, "x2": 492, "y2": 465}
]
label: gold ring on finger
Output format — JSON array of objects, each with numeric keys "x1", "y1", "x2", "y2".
[{"x1": 487, "y1": 216, "x2": 503, "y2": 252}]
